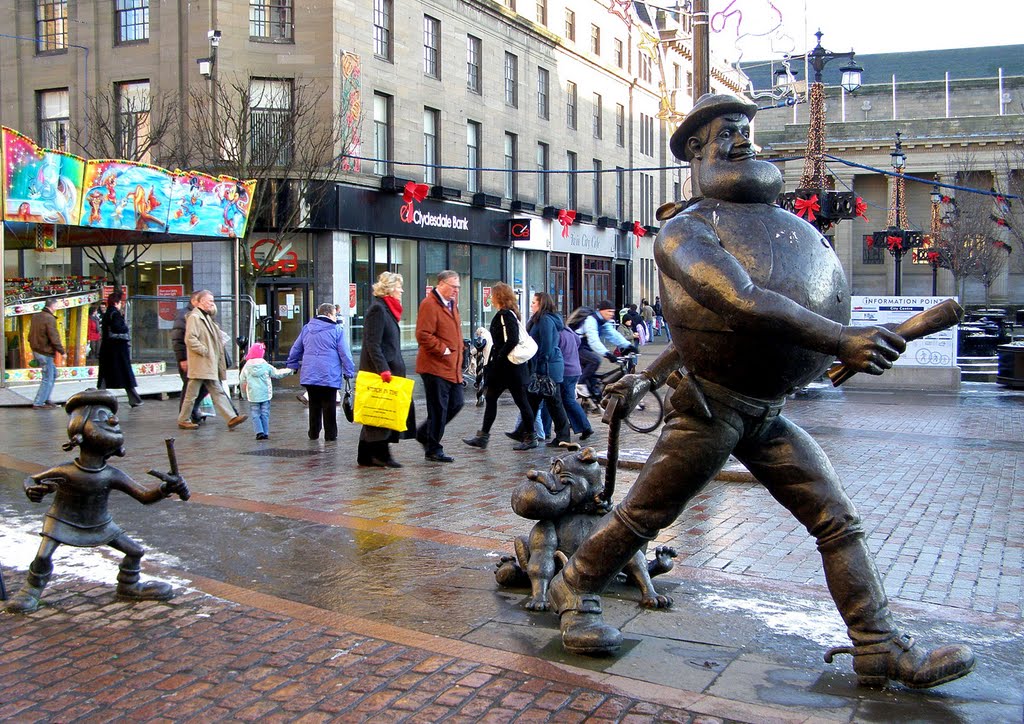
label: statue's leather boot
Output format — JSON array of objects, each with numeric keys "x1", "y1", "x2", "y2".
[
  {"x1": 548, "y1": 572, "x2": 622, "y2": 655},
  {"x1": 825, "y1": 633, "x2": 975, "y2": 689},
  {"x1": 5, "y1": 564, "x2": 51, "y2": 614},
  {"x1": 463, "y1": 431, "x2": 490, "y2": 449},
  {"x1": 116, "y1": 560, "x2": 174, "y2": 601},
  {"x1": 819, "y1": 529, "x2": 974, "y2": 688}
]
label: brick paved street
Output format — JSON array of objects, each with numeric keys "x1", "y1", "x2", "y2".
[{"x1": 1, "y1": 356, "x2": 1022, "y2": 722}]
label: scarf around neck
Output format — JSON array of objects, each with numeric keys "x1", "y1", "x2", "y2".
[{"x1": 383, "y1": 295, "x2": 403, "y2": 320}]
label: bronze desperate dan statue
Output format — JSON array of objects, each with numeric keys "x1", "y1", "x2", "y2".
[
  {"x1": 546, "y1": 92, "x2": 975, "y2": 689},
  {"x1": 6, "y1": 388, "x2": 189, "y2": 614}
]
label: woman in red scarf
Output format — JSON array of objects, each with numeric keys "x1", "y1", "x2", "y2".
[{"x1": 357, "y1": 272, "x2": 416, "y2": 467}]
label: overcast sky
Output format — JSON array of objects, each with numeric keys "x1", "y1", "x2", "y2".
[{"x1": 706, "y1": 0, "x2": 1021, "y2": 63}]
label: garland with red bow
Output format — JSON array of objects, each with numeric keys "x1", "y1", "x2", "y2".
[
  {"x1": 632, "y1": 220, "x2": 645, "y2": 248},
  {"x1": 403, "y1": 181, "x2": 429, "y2": 203},
  {"x1": 854, "y1": 197, "x2": 870, "y2": 222},
  {"x1": 557, "y1": 209, "x2": 576, "y2": 237},
  {"x1": 794, "y1": 194, "x2": 820, "y2": 223}
]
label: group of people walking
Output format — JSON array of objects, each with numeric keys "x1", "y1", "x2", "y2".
[{"x1": 27, "y1": 271, "x2": 629, "y2": 470}]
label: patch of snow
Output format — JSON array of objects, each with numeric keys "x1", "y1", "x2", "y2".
[
  {"x1": 699, "y1": 591, "x2": 847, "y2": 646},
  {"x1": 1, "y1": 507, "x2": 193, "y2": 592}
]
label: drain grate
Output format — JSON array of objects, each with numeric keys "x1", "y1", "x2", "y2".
[{"x1": 240, "y1": 448, "x2": 323, "y2": 458}]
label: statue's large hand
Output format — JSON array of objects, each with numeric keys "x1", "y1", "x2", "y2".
[
  {"x1": 602, "y1": 373, "x2": 651, "y2": 419},
  {"x1": 25, "y1": 479, "x2": 57, "y2": 503},
  {"x1": 836, "y1": 325, "x2": 907, "y2": 375}
]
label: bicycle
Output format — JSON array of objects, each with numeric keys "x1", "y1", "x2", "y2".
[{"x1": 577, "y1": 353, "x2": 664, "y2": 433}]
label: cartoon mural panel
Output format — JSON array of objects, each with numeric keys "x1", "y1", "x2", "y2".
[
  {"x1": 1, "y1": 126, "x2": 256, "y2": 239},
  {"x1": 2, "y1": 128, "x2": 85, "y2": 225}
]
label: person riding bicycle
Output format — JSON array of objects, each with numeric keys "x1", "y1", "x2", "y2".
[{"x1": 576, "y1": 300, "x2": 635, "y2": 399}]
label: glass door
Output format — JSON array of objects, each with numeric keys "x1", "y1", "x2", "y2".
[{"x1": 255, "y1": 282, "x2": 309, "y2": 362}]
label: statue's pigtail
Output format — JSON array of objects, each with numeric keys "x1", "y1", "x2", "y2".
[{"x1": 62, "y1": 433, "x2": 83, "y2": 452}]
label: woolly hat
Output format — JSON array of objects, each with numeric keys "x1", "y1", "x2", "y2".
[
  {"x1": 597, "y1": 299, "x2": 616, "y2": 311},
  {"x1": 245, "y1": 342, "x2": 267, "y2": 361},
  {"x1": 669, "y1": 92, "x2": 758, "y2": 161}
]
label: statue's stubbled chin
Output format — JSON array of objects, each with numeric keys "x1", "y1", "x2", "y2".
[{"x1": 699, "y1": 158, "x2": 783, "y2": 204}]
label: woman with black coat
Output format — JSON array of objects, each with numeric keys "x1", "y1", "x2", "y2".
[
  {"x1": 98, "y1": 291, "x2": 143, "y2": 407},
  {"x1": 357, "y1": 272, "x2": 416, "y2": 467},
  {"x1": 463, "y1": 282, "x2": 536, "y2": 451}
]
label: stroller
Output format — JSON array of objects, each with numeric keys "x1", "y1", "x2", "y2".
[{"x1": 462, "y1": 327, "x2": 492, "y2": 407}]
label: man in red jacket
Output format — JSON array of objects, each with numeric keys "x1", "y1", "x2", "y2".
[{"x1": 414, "y1": 270, "x2": 464, "y2": 462}]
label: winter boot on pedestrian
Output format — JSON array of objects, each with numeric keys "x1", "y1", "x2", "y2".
[
  {"x1": 463, "y1": 431, "x2": 490, "y2": 449},
  {"x1": 116, "y1": 557, "x2": 174, "y2": 601},
  {"x1": 825, "y1": 634, "x2": 975, "y2": 689},
  {"x1": 512, "y1": 433, "x2": 538, "y2": 451},
  {"x1": 5, "y1": 561, "x2": 52, "y2": 614}
]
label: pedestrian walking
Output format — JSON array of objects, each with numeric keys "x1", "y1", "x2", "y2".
[
  {"x1": 286, "y1": 303, "x2": 354, "y2": 442},
  {"x1": 357, "y1": 272, "x2": 415, "y2": 468},
  {"x1": 172, "y1": 292, "x2": 210, "y2": 425},
  {"x1": 640, "y1": 299, "x2": 655, "y2": 340},
  {"x1": 86, "y1": 304, "x2": 101, "y2": 362},
  {"x1": 97, "y1": 291, "x2": 143, "y2": 407},
  {"x1": 238, "y1": 342, "x2": 293, "y2": 441},
  {"x1": 463, "y1": 282, "x2": 537, "y2": 451},
  {"x1": 523, "y1": 292, "x2": 572, "y2": 447},
  {"x1": 414, "y1": 270, "x2": 464, "y2": 463},
  {"x1": 653, "y1": 296, "x2": 666, "y2": 337},
  {"x1": 557, "y1": 321, "x2": 593, "y2": 441},
  {"x1": 176, "y1": 290, "x2": 248, "y2": 431},
  {"x1": 27, "y1": 297, "x2": 65, "y2": 410}
]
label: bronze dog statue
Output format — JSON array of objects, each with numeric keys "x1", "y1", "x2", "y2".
[{"x1": 495, "y1": 446, "x2": 676, "y2": 611}]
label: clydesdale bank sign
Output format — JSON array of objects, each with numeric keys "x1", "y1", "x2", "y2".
[{"x1": 332, "y1": 185, "x2": 509, "y2": 247}]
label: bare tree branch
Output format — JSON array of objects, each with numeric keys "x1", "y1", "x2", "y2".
[{"x1": 183, "y1": 72, "x2": 362, "y2": 298}]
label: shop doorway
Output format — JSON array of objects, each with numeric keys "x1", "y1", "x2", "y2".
[{"x1": 255, "y1": 282, "x2": 309, "y2": 362}]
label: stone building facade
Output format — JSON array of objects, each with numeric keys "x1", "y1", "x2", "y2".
[
  {"x1": 743, "y1": 45, "x2": 1024, "y2": 307},
  {"x1": 2, "y1": 0, "x2": 742, "y2": 360}
]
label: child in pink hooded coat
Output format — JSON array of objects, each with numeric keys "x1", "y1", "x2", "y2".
[{"x1": 238, "y1": 342, "x2": 293, "y2": 440}]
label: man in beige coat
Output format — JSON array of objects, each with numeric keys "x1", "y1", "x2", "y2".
[{"x1": 176, "y1": 290, "x2": 247, "y2": 430}]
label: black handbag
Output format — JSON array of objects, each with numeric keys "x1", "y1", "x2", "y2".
[
  {"x1": 341, "y1": 378, "x2": 354, "y2": 422},
  {"x1": 527, "y1": 373, "x2": 556, "y2": 397}
]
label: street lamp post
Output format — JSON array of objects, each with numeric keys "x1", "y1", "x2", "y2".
[
  {"x1": 778, "y1": 30, "x2": 864, "y2": 233},
  {"x1": 928, "y1": 184, "x2": 944, "y2": 295},
  {"x1": 872, "y1": 132, "x2": 923, "y2": 296}
]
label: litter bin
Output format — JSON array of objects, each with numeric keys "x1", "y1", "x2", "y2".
[{"x1": 996, "y1": 344, "x2": 1024, "y2": 389}]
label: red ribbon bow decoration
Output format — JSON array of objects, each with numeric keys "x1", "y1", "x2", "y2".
[
  {"x1": 886, "y1": 234, "x2": 904, "y2": 252},
  {"x1": 633, "y1": 221, "x2": 646, "y2": 248},
  {"x1": 854, "y1": 196, "x2": 870, "y2": 222},
  {"x1": 926, "y1": 251, "x2": 940, "y2": 264},
  {"x1": 794, "y1": 194, "x2": 820, "y2": 222},
  {"x1": 403, "y1": 182, "x2": 430, "y2": 203},
  {"x1": 557, "y1": 209, "x2": 576, "y2": 237}
]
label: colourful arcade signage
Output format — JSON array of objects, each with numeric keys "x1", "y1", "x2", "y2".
[{"x1": 1, "y1": 126, "x2": 257, "y2": 239}]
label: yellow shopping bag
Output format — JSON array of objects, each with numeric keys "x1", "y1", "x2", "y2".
[{"x1": 353, "y1": 370, "x2": 415, "y2": 432}]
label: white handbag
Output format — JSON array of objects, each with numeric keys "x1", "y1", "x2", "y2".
[{"x1": 505, "y1": 313, "x2": 538, "y2": 365}]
